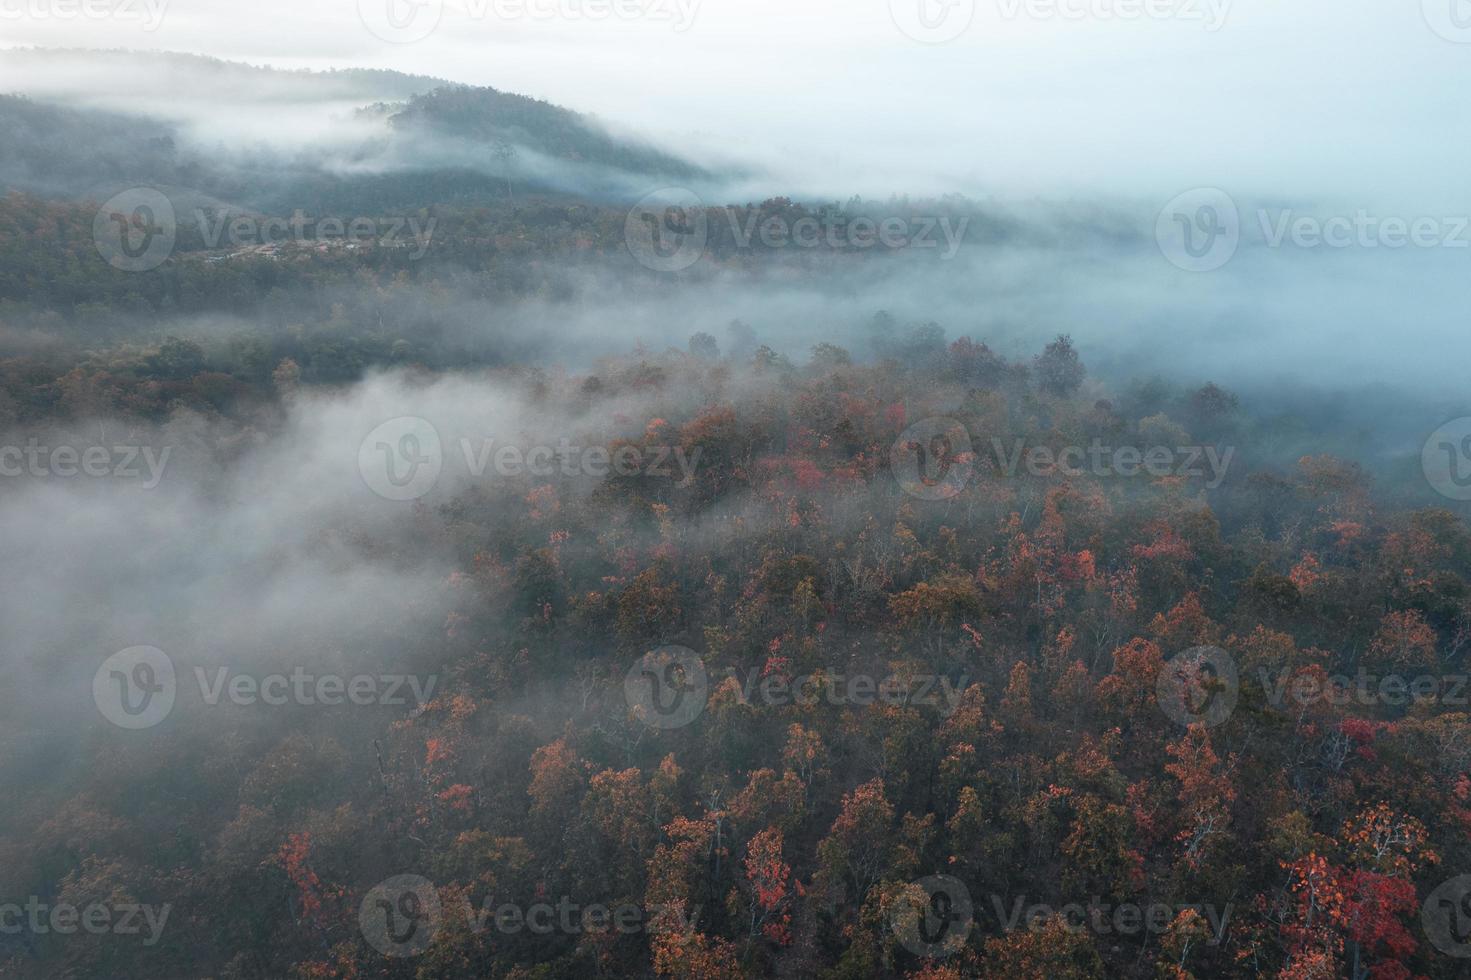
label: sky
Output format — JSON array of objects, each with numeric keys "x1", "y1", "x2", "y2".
[
  {"x1": 1, "y1": 0, "x2": 1469, "y2": 209},
  {"x1": 2, "y1": 1, "x2": 1471, "y2": 402}
]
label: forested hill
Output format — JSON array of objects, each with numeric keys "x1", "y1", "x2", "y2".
[
  {"x1": 0, "y1": 50, "x2": 710, "y2": 211},
  {"x1": 0, "y1": 48, "x2": 448, "y2": 101},
  {"x1": 376, "y1": 85, "x2": 705, "y2": 182}
]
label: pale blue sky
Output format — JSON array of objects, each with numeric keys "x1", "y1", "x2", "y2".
[{"x1": 2, "y1": 0, "x2": 1468, "y2": 208}]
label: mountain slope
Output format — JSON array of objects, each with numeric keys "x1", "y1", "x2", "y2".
[{"x1": 0, "y1": 50, "x2": 710, "y2": 211}]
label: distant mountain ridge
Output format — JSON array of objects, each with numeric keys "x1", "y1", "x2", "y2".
[
  {"x1": 0, "y1": 49, "x2": 710, "y2": 212},
  {"x1": 376, "y1": 85, "x2": 703, "y2": 181},
  {"x1": 0, "y1": 48, "x2": 449, "y2": 102}
]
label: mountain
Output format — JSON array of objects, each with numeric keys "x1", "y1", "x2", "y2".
[
  {"x1": 0, "y1": 50, "x2": 711, "y2": 213},
  {"x1": 0, "y1": 48, "x2": 447, "y2": 105},
  {"x1": 376, "y1": 85, "x2": 704, "y2": 183}
]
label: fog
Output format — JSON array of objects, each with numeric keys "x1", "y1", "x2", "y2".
[
  {"x1": 5, "y1": 8, "x2": 1471, "y2": 977},
  {"x1": 0, "y1": 367, "x2": 724, "y2": 767},
  {"x1": 0, "y1": 49, "x2": 710, "y2": 207},
  {"x1": 2, "y1": 34, "x2": 1467, "y2": 410},
  {"x1": 2, "y1": 278, "x2": 1454, "y2": 758},
  {"x1": 43, "y1": 218, "x2": 1469, "y2": 401},
  {"x1": 4, "y1": 2, "x2": 1470, "y2": 210}
]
